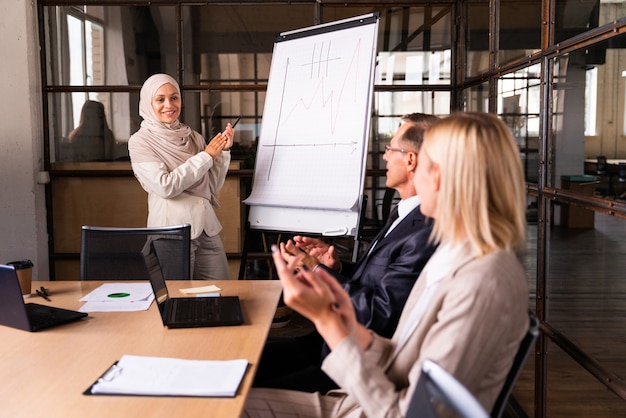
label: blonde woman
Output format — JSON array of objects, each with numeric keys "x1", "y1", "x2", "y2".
[{"x1": 244, "y1": 112, "x2": 529, "y2": 418}]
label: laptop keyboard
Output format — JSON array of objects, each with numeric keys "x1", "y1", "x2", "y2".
[
  {"x1": 170, "y1": 298, "x2": 215, "y2": 322},
  {"x1": 25, "y1": 304, "x2": 71, "y2": 329}
]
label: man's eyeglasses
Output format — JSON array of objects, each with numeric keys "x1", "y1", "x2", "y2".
[{"x1": 384, "y1": 145, "x2": 407, "y2": 154}]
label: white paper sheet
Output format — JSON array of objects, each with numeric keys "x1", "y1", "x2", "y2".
[
  {"x1": 80, "y1": 283, "x2": 154, "y2": 302},
  {"x1": 89, "y1": 355, "x2": 248, "y2": 397},
  {"x1": 79, "y1": 283, "x2": 155, "y2": 312}
]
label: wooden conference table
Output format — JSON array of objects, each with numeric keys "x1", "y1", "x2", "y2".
[{"x1": 0, "y1": 280, "x2": 283, "y2": 418}]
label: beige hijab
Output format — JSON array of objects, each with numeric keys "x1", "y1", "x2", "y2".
[{"x1": 129, "y1": 74, "x2": 214, "y2": 200}]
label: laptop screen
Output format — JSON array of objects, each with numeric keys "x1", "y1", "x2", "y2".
[
  {"x1": 0, "y1": 265, "x2": 32, "y2": 330},
  {"x1": 141, "y1": 241, "x2": 170, "y2": 316},
  {"x1": 141, "y1": 239, "x2": 244, "y2": 328},
  {"x1": 0, "y1": 265, "x2": 87, "y2": 332}
]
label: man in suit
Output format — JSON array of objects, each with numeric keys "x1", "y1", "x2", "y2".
[
  {"x1": 254, "y1": 114, "x2": 439, "y2": 392},
  {"x1": 294, "y1": 114, "x2": 439, "y2": 338}
]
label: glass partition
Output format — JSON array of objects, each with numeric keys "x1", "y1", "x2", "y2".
[
  {"x1": 547, "y1": 31, "x2": 626, "y2": 388},
  {"x1": 461, "y1": 81, "x2": 490, "y2": 112},
  {"x1": 546, "y1": 212, "x2": 626, "y2": 381},
  {"x1": 498, "y1": 64, "x2": 541, "y2": 184},
  {"x1": 544, "y1": 339, "x2": 626, "y2": 416},
  {"x1": 48, "y1": 92, "x2": 137, "y2": 163},
  {"x1": 323, "y1": 5, "x2": 452, "y2": 86},
  {"x1": 554, "y1": 0, "x2": 602, "y2": 44},
  {"x1": 598, "y1": 1, "x2": 626, "y2": 28},
  {"x1": 498, "y1": 0, "x2": 541, "y2": 65},
  {"x1": 466, "y1": 0, "x2": 490, "y2": 77},
  {"x1": 550, "y1": 35, "x2": 626, "y2": 195},
  {"x1": 43, "y1": 6, "x2": 177, "y2": 87},
  {"x1": 42, "y1": 3, "x2": 455, "y2": 168},
  {"x1": 524, "y1": 195, "x2": 539, "y2": 313},
  {"x1": 376, "y1": 51, "x2": 452, "y2": 85},
  {"x1": 182, "y1": 5, "x2": 313, "y2": 85}
]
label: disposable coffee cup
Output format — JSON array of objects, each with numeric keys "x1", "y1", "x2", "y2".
[{"x1": 7, "y1": 259, "x2": 34, "y2": 297}]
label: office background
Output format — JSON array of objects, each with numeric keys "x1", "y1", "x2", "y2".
[{"x1": 2, "y1": 0, "x2": 626, "y2": 416}]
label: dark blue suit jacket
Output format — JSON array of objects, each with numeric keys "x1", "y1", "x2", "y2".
[
  {"x1": 255, "y1": 206, "x2": 438, "y2": 392},
  {"x1": 328, "y1": 205, "x2": 437, "y2": 339}
]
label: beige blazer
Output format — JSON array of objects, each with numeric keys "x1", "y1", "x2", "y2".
[{"x1": 322, "y1": 242, "x2": 529, "y2": 418}]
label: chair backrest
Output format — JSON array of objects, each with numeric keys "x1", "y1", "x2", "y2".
[
  {"x1": 381, "y1": 187, "x2": 399, "y2": 225},
  {"x1": 596, "y1": 156, "x2": 608, "y2": 175},
  {"x1": 618, "y1": 163, "x2": 626, "y2": 182},
  {"x1": 80, "y1": 224, "x2": 191, "y2": 281},
  {"x1": 490, "y1": 312, "x2": 540, "y2": 418},
  {"x1": 406, "y1": 359, "x2": 490, "y2": 418}
]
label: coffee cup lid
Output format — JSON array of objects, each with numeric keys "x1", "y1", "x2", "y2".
[{"x1": 7, "y1": 259, "x2": 33, "y2": 269}]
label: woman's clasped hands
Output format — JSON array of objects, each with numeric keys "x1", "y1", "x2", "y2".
[{"x1": 204, "y1": 123, "x2": 235, "y2": 158}]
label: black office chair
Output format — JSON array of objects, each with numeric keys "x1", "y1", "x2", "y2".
[
  {"x1": 596, "y1": 155, "x2": 607, "y2": 175},
  {"x1": 490, "y1": 311, "x2": 540, "y2": 418},
  {"x1": 381, "y1": 187, "x2": 399, "y2": 225},
  {"x1": 406, "y1": 359, "x2": 490, "y2": 418},
  {"x1": 80, "y1": 224, "x2": 191, "y2": 281},
  {"x1": 595, "y1": 156, "x2": 610, "y2": 196},
  {"x1": 616, "y1": 163, "x2": 626, "y2": 199}
]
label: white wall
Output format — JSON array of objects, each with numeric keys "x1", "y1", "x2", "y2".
[{"x1": 0, "y1": 0, "x2": 48, "y2": 280}]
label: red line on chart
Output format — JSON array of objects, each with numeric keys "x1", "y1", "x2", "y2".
[{"x1": 281, "y1": 38, "x2": 362, "y2": 135}]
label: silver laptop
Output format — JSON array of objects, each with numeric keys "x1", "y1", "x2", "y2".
[
  {"x1": 142, "y1": 240, "x2": 244, "y2": 328},
  {"x1": 0, "y1": 265, "x2": 87, "y2": 332}
]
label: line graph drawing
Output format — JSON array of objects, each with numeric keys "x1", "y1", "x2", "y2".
[
  {"x1": 265, "y1": 38, "x2": 362, "y2": 181},
  {"x1": 244, "y1": 14, "x2": 378, "y2": 215},
  {"x1": 281, "y1": 38, "x2": 361, "y2": 134}
]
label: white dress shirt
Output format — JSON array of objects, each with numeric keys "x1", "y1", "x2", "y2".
[
  {"x1": 366, "y1": 195, "x2": 422, "y2": 256},
  {"x1": 385, "y1": 195, "x2": 421, "y2": 237}
]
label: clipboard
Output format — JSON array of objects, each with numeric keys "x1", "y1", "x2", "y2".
[
  {"x1": 84, "y1": 361, "x2": 121, "y2": 396},
  {"x1": 84, "y1": 355, "x2": 248, "y2": 397}
]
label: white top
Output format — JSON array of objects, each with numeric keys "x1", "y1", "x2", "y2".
[{"x1": 393, "y1": 242, "x2": 462, "y2": 354}]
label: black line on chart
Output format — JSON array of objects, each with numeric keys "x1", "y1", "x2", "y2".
[
  {"x1": 263, "y1": 141, "x2": 358, "y2": 150},
  {"x1": 267, "y1": 56, "x2": 291, "y2": 181}
]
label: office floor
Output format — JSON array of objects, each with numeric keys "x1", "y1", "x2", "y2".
[{"x1": 513, "y1": 212, "x2": 626, "y2": 417}]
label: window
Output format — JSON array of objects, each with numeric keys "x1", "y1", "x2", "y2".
[{"x1": 586, "y1": 67, "x2": 598, "y2": 136}]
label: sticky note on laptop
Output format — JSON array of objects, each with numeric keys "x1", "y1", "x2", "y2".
[{"x1": 179, "y1": 285, "x2": 222, "y2": 294}]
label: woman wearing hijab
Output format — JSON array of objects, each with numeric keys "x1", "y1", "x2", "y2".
[
  {"x1": 244, "y1": 112, "x2": 529, "y2": 417},
  {"x1": 129, "y1": 73, "x2": 234, "y2": 280}
]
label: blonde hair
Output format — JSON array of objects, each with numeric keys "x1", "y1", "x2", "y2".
[{"x1": 422, "y1": 112, "x2": 526, "y2": 256}]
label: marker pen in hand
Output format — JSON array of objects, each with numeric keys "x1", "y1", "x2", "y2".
[{"x1": 232, "y1": 116, "x2": 241, "y2": 128}]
